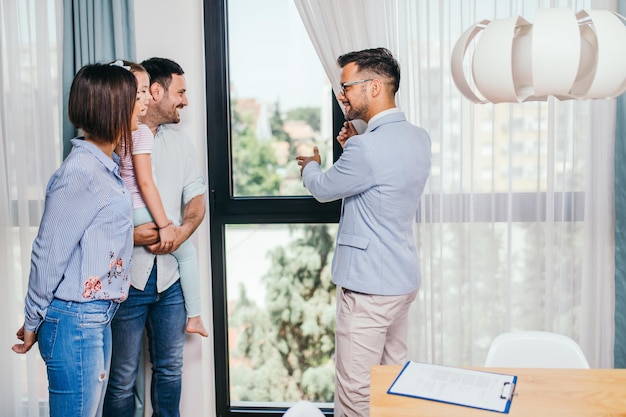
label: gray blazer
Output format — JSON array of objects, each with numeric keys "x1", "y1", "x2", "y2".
[{"x1": 302, "y1": 111, "x2": 431, "y2": 295}]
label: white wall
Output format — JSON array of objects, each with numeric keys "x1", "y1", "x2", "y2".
[{"x1": 133, "y1": 1, "x2": 215, "y2": 416}]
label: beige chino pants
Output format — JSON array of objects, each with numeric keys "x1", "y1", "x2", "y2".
[{"x1": 334, "y1": 286, "x2": 417, "y2": 417}]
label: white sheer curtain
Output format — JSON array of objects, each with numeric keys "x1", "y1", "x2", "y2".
[
  {"x1": 295, "y1": 0, "x2": 615, "y2": 368},
  {"x1": 1, "y1": 0, "x2": 63, "y2": 416}
]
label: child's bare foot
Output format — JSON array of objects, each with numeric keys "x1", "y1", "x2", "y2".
[{"x1": 186, "y1": 316, "x2": 208, "y2": 337}]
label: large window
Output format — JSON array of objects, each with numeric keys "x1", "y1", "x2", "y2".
[
  {"x1": 227, "y1": 0, "x2": 334, "y2": 197},
  {"x1": 205, "y1": 0, "x2": 342, "y2": 415},
  {"x1": 205, "y1": 0, "x2": 608, "y2": 415}
]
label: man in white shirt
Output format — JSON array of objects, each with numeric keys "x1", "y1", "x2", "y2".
[{"x1": 104, "y1": 57, "x2": 206, "y2": 417}]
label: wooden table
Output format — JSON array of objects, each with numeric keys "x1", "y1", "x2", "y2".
[{"x1": 371, "y1": 365, "x2": 626, "y2": 416}]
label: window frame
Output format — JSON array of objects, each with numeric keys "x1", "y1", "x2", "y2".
[
  {"x1": 204, "y1": 1, "x2": 343, "y2": 415},
  {"x1": 203, "y1": 1, "x2": 586, "y2": 415}
]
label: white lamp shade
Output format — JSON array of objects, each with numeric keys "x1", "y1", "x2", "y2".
[
  {"x1": 451, "y1": 8, "x2": 626, "y2": 103},
  {"x1": 532, "y1": 8, "x2": 580, "y2": 98},
  {"x1": 450, "y1": 19, "x2": 491, "y2": 103},
  {"x1": 472, "y1": 16, "x2": 525, "y2": 103},
  {"x1": 582, "y1": 10, "x2": 626, "y2": 98}
]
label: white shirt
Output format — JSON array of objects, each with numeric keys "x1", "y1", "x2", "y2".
[
  {"x1": 129, "y1": 124, "x2": 206, "y2": 292},
  {"x1": 367, "y1": 107, "x2": 400, "y2": 126}
]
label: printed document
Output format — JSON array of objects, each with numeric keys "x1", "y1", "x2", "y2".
[{"x1": 387, "y1": 361, "x2": 517, "y2": 413}]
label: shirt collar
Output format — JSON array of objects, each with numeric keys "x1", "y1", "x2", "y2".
[
  {"x1": 71, "y1": 137, "x2": 120, "y2": 173},
  {"x1": 368, "y1": 107, "x2": 401, "y2": 126}
]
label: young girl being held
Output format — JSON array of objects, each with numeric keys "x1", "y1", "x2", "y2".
[{"x1": 115, "y1": 60, "x2": 208, "y2": 337}]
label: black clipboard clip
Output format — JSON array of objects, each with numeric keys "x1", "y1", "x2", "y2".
[{"x1": 500, "y1": 381, "x2": 516, "y2": 400}]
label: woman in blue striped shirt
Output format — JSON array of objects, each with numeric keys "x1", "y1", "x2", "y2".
[{"x1": 12, "y1": 63, "x2": 140, "y2": 417}]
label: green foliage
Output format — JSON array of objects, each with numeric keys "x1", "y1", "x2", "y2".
[
  {"x1": 229, "y1": 98, "x2": 334, "y2": 401},
  {"x1": 286, "y1": 107, "x2": 321, "y2": 132},
  {"x1": 231, "y1": 132, "x2": 282, "y2": 196},
  {"x1": 231, "y1": 97, "x2": 323, "y2": 197},
  {"x1": 229, "y1": 225, "x2": 337, "y2": 402},
  {"x1": 231, "y1": 108, "x2": 282, "y2": 196},
  {"x1": 270, "y1": 102, "x2": 291, "y2": 143}
]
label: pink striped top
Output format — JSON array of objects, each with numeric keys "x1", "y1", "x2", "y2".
[{"x1": 118, "y1": 123, "x2": 154, "y2": 209}]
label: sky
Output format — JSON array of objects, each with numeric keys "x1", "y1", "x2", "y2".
[{"x1": 227, "y1": 0, "x2": 330, "y2": 110}]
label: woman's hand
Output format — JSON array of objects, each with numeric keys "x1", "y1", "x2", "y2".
[{"x1": 12, "y1": 325, "x2": 36, "y2": 354}]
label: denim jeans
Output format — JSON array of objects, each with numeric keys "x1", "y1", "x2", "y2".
[
  {"x1": 103, "y1": 265, "x2": 186, "y2": 417},
  {"x1": 38, "y1": 298, "x2": 119, "y2": 417}
]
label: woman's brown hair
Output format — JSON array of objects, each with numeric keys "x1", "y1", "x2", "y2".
[{"x1": 68, "y1": 63, "x2": 137, "y2": 150}]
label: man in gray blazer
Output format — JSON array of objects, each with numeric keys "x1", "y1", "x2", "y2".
[{"x1": 297, "y1": 47, "x2": 431, "y2": 417}]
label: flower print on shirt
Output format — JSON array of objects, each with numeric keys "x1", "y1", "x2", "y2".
[
  {"x1": 83, "y1": 276, "x2": 103, "y2": 299},
  {"x1": 106, "y1": 251, "x2": 126, "y2": 284},
  {"x1": 103, "y1": 251, "x2": 130, "y2": 302},
  {"x1": 82, "y1": 251, "x2": 129, "y2": 300}
]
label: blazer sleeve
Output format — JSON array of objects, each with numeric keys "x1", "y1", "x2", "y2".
[{"x1": 302, "y1": 137, "x2": 374, "y2": 203}]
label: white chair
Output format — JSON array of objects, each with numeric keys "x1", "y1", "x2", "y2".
[
  {"x1": 282, "y1": 401, "x2": 325, "y2": 417},
  {"x1": 484, "y1": 331, "x2": 590, "y2": 368}
]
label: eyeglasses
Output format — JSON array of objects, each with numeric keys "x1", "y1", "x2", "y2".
[{"x1": 339, "y1": 79, "x2": 373, "y2": 95}]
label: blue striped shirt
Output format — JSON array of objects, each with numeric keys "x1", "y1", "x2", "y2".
[{"x1": 23, "y1": 138, "x2": 134, "y2": 332}]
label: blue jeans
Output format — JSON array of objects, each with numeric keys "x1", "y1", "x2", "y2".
[
  {"x1": 103, "y1": 265, "x2": 186, "y2": 417},
  {"x1": 38, "y1": 298, "x2": 119, "y2": 417}
]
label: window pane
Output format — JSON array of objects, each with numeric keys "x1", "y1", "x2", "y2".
[
  {"x1": 226, "y1": 223, "x2": 337, "y2": 405},
  {"x1": 228, "y1": 0, "x2": 333, "y2": 197},
  {"x1": 473, "y1": 102, "x2": 589, "y2": 194},
  {"x1": 415, "y1": 221, "x2": 584, "y2": 364}
]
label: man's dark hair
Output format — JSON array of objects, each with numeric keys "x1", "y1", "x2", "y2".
[
  {"x1": 337, "y1": 47, "x2": 400, "y2": 94},
  {"x1": 140, "y1": 57, "x2": 184, "y2": 92}
]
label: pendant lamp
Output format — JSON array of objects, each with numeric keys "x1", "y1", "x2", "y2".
[{"x1": 450, "y1": 8, "x2": 626, "y2": 104}]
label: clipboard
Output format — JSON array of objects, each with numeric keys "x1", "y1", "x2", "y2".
[{"x1": 387, "y1": 361, "x2": 517, "y2": 413}]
